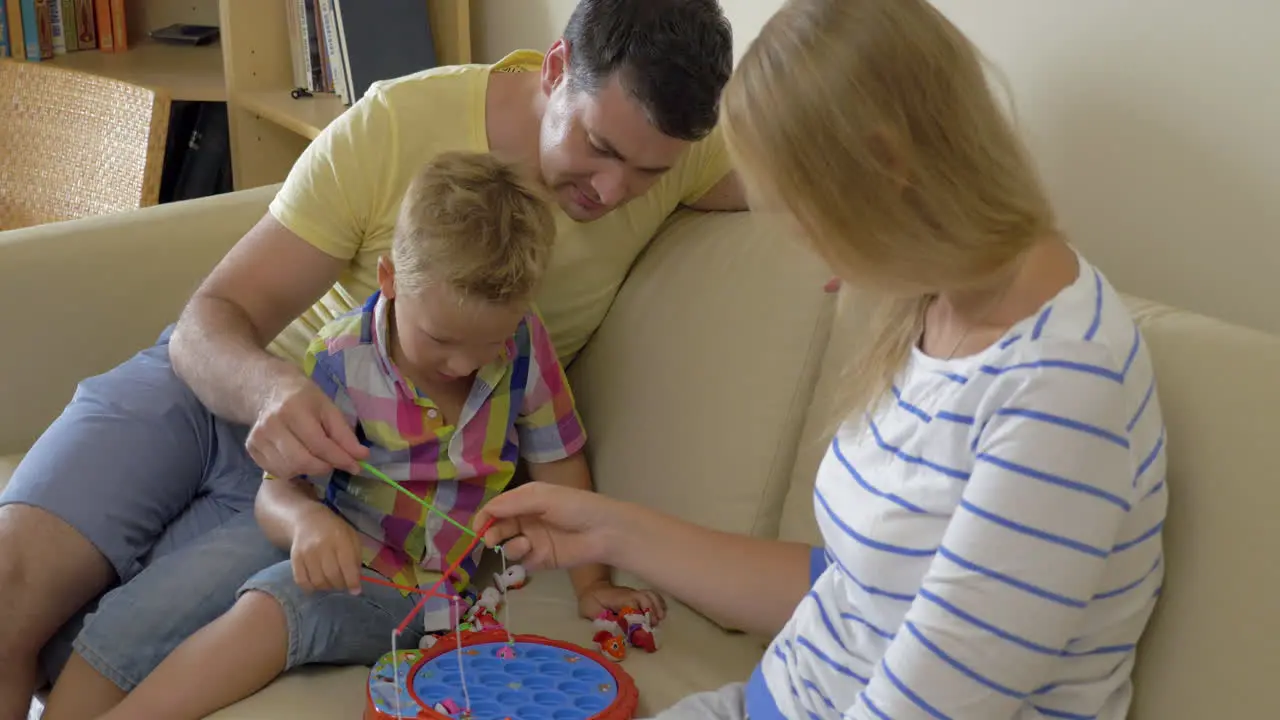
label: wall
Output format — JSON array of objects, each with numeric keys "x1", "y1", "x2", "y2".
[
  {"x1": 472, "y1": 0, "x2": 776, "y2": 64},
  {"x1": 473, "y1": 0, "x2": 1280, "y2": 335}
]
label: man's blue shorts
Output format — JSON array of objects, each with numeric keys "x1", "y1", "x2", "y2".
[{"x1": 0, "y1": 325, "x2": 266, "y2": 687}]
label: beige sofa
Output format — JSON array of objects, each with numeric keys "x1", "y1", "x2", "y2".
[{"x1": 2, "y1": 186, "x2": 1278, "y2": 719}]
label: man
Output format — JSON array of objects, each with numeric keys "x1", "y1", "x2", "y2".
[{"x1": 0, "y1": 1, "x2": 742, "y2": 717}]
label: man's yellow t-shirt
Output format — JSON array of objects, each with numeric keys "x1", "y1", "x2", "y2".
[{"x1": 266, "y1": 50, "x2": 732, "y2": 367}]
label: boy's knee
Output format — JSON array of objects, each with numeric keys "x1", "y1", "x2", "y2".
[{"x1": 234, "y1": 589, "x2": 290, "y2": 628}]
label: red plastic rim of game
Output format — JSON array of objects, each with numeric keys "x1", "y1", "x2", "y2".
[{"x1": 409, "y1": 629, "x2": 640, "y2": 720}]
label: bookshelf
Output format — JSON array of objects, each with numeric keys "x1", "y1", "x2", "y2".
[
  {"x1": 49, "y1": 38, "x2": 225, "y2": 101},
  {"x1": 222, "y1": 0, "x2": 473, "y2": 189},
  {"x1": 11, "y1": 0, "x2": 473, "y2": 191},
  {"x1": 41, "y1": 0, "x2": 225, "y2": 100}
]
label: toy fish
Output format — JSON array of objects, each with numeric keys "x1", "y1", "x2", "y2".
[
  {"x1": 434, "y1": 698, "x2": 463, "y2": 716},
  {"x1": 629, "y1": 626, "x2": 659, "y2": 653},
  {"x1": 593, "y1": 630, "x2": 627, "y2": 662},
  {"x1": 494, "y1": 564, "x2": 527, "y2": 591},
  {"x1": 592, "y1": 609, "x2": 624, "y2": 635},
  {"x1": 470, "y1": 608, "x2": 504, "y2": 631},
  {"x1": 621, "y1": 608, "x2": 660, "y2": 653}
]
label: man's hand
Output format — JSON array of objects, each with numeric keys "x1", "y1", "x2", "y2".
[
  {"x1": 289, "y1": 504, "x2": 364, "y2": 594},
  {"x1": 577, "y1": 580, "x2": 667, "y2": 624},
  {"x1": 247, "y1": 370, "x2": 368, "y2": 480}
]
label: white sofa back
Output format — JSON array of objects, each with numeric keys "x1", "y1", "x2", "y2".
[
  {"x1": 0, "y1": 187, "x2": 267, "y2": 455},
  {"x1": 3, "y1": 184, "x2": 1279, "y2": 718},
  {"x1": 567, "y1": 210, "x2": 832, "y2": 544},
  {"x1": 574, "y1": 209, "x2": 1280, "y2": 719}
]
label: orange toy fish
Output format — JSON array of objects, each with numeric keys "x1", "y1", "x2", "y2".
[{"x1": 592, "y1": 630, "x2": 627, "y2": 662}]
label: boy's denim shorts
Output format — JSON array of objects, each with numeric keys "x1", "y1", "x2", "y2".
[
  {"x1": 244, "y1": 558, "x2": 430, "y2": 671},
  {"x1": 240, "y1": 559, "x2": 457, "y2": 672}
]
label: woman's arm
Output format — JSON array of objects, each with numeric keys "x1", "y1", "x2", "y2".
[
  {"x1": 607, "y1": 501, "x2": 812, "y2": 637},
  {"x1": 477, "y1": 480, "x2": 812, "y2": 638},
  {"x1": 524, "y1": 454, "x2": 612, "y2": 596}
]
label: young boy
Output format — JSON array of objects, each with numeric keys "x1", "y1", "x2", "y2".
[{"x1": 98, "y1": 152, "x2": 662, "y2": 719}]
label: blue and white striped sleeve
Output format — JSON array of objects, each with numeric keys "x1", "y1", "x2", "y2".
[{"x1": 851, "y1": 342, "x2": 1136, "y2": 719}]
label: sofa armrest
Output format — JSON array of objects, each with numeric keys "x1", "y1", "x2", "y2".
[{"x1": 0, "y1": 184, "x2": 279, "y2": 455}]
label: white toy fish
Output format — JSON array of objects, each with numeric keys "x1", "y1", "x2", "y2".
[{"x1": 494, "y1": 564, "x2": 527, "y2": 591}]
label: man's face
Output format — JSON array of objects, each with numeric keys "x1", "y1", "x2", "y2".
[{"x1": 538, "y1": 58, "x2": 690, "y2": 222}]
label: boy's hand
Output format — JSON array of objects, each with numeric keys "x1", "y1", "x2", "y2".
[
  {"x1": 290, "y1": 505, "x2": 365, "y2": 595},
  {"x1": 577, "y1": 580, "x2": 667, "y2": 624}
]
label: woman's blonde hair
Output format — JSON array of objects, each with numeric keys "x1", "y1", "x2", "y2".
[
  {"x1": 721, "y1": 0, "x2": 1057, "y2": 422},
  {"x1": 393, "y1": 151, "x2": 557, "y2": 304}
]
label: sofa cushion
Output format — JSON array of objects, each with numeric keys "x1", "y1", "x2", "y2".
[
  {"x1": 777, "y1": 290, "x2": 874, "y2": 547},
  {"x1": 208, "y1": 569, "x2": 762, "y2": 719},
  {"x1": 0, "y1": 185, "x2": 277, "y2": 456},
  {"x1": 0, "y1": 454, "x2": 21, "y2": 495},
  {"x1": 776, "y1": 292, "x2": 1280, "y2": 720},
  {"x1": 567, "y1": 209, "x2": 832, "y2": 542},
  {"x1": 1121, "y1": 298, "x2": 1280, "y2": 720}
]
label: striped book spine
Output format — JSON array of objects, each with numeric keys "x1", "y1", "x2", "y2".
[{"x1": 48, "y1": 0, "x2": 65, "y2": 54}]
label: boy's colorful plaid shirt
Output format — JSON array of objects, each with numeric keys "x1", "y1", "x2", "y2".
[{"x1": 298, "y1": 291, "x2": 586, "y2": 593}]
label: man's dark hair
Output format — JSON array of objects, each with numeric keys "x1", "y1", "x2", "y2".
[{"x1": 562, "y1": 0, "x2": 733, "y2": 142}]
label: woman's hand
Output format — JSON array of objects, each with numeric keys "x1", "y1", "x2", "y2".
[
  {"x1": 474, "y1": 482, "x2": 629, "y2": 571},
  {"x1": 478, "y1": 481, "x2": 812, "y2": 637}
]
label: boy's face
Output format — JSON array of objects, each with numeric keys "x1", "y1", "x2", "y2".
[
  {"x1": 538, "y1": 41, "x2": 690, "y2": 222},
  {"x1": 378, "y1": 260, "x2": 527, "y2": 384}
]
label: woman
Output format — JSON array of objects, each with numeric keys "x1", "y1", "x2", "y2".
[{"x1": 476, "y1": 0, "x2": 1168, "y2": 719}]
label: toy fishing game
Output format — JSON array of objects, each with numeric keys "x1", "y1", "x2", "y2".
[
  {"x1": 356, "y1": 463, "x2": 658, "y2": 720},
  {"x1": 364, "y1": 630, "x2": 639, "y2": 720}
]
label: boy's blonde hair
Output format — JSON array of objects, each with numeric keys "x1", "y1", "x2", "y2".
[
  {"x1": 721, "y1": 0, "x2": 1057, "y2": 423},
  {"x1": 392, "y1": 152, "x2": 557, "y2": 304}
]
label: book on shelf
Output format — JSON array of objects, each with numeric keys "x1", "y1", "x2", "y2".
[
  {"x1": 4, "y1": 1, "x2": 21, "y2": 60},
  {"x1": 73, "y1": 0, "x2": 95, "y2": 49},
  {"x1": 92, "y1": 0, "x2": 110, "y2": 50},
  {"x1": 23, "y1": 0, "x2": 52, "y2": 60},
  {"x1": 58, "y1": 0, "x2": 76, "y2": 51},
  {"x1": 2, "y1": 0, "x2": 112, "y2": 61},
  {"x1": 48, "y1": 0, "x2": 64, "y2": 54},
  {"x1": 286, "y1": 0, "x2": 438, "y2": 106}
]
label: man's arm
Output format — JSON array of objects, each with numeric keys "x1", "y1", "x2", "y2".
[
  {"x1": 683, "y1": 172, "x2": 747, "y2": 212},
  {"x1": 168, "y1": 214, "x2": 367, "y2": 478},
  {"x1": 169, "y1": 213, "x2": 343, "y2": 424}
]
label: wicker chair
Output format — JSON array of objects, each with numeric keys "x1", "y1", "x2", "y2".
[{"x1": 0, "y1": 60, "x2": 170, "y2": 231}]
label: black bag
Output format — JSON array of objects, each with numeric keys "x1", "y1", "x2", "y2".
[{"x1": 159, "y1": 101, "x2": 234, "y2": 204}]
